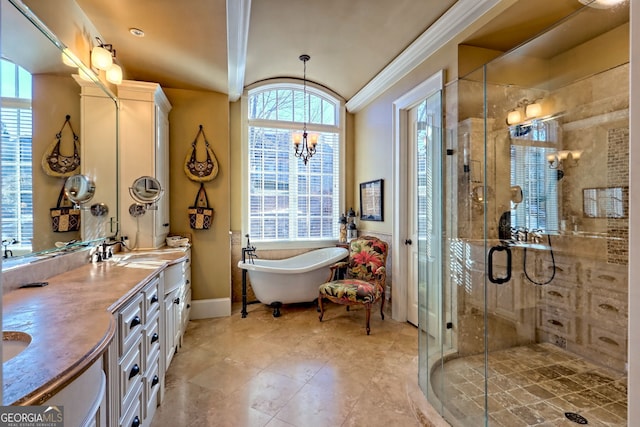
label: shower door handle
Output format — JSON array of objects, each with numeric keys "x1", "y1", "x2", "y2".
[{"x1": 488, "y1": 245, "x2": 511, "y2": 284}]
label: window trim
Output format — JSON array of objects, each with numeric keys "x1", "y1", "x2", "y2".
[{"x1": 241, "y1": 79, "x2": 346, "y2": 250}]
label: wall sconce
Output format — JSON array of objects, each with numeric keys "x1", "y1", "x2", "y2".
[
  {"x1": 547, "y1": 150, "x2": 583, "y2": 169},
  {"x1": 91, "y1": 37, "x2": 123, "y2": 85},
  {"x1": 506, "y1": 99, "x2": 542, "y2": 125}
]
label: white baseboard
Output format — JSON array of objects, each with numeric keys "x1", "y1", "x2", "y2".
[{"x1": 190, "y1": 298, "x2": 231, "y2": 319}]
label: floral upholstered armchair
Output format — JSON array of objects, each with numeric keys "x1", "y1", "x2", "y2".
[{"x1": 318, "y1": 236, "x2": 389, "y2": 335}]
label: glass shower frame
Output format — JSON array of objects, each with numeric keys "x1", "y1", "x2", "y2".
[{"x1": 420, "y1": 2, "x2": 630, "y2": 426}]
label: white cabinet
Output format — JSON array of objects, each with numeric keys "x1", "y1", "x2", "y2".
[
  {"x1": 162, "y1": 252, "x2": 191, "y2": 370},
  {"x1": 106, "y1": 275, "x2": 163, "y2": 427},
  {"x1": 42, "y1": 358, "x2": 107, "y2": 427},
  {"x1": 118, "y1": 80, "x2": 172, "y2": 249}
]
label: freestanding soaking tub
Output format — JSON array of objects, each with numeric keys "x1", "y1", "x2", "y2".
[{"x1": 238, "y1": 246, "x2": 348, "y2": 317}]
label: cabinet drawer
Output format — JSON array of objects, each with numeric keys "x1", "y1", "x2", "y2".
[
  {"x1": 536, "y1": 280, "x2": 576, "y2": 311},
  {"x1": 585, "y1": 322, "x2": 627, "y2": 360},
  {"x1": 144, "y1": 278, "x2": 161, "y2": 319},
  {"x1": 585, "y1": 288, "x2": 627, "y2": 326},
  {"x1": 120, "y1": 380, "x2": 143, "y2": 427},
  {"x1": 585, "y1": 263, "x2": 627, "y2": 291},
  {"x1": 537, "y1": 307, "x2": 576, "y2": 341},
  {"x1": 119, "y1": 336, "x2": 144, "y2": 406},
  {"x1": 145, "y1": 311, "x2": 161, "y2": 367},
  {"x1": 119, "y1": 293, "x2": 144, "y2": 356},
  {"x1": 144, "y1": 360, "x2": 161, "y2": 420},
  {"x1": 541, "y1": 254, "x2": 576, "y2": 283}
]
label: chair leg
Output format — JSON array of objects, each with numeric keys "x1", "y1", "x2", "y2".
[
  {"x1": 380, "y1": 293, "x2": 385, "y2": 321},
  {"x1": 318, "y1": 293, "x2": 324, "y2": 321},
  {"x1": 365, "y1": 305, "x2": 371, "y2": 335}
]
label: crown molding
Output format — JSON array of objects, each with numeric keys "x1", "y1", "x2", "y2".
[
  {"x1": 227, "y1": 0, "x2": 252, "y2": 102},
  {"x1": 346, "y1": 0, "x2": 502, "y2": 113}
]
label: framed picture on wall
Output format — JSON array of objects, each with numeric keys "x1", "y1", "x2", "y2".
[{"x1": 360, "y1": 179, "x2": 383, "y2": 221}]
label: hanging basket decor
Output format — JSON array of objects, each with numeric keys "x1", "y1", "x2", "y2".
[
  {"x1": 42, "y1": 115, "x2": 81, "y2": 177},
  {"x1": 188, "y1": 183, "x2": 214, "y2": 230},
  {"x1": 184, "y1": 124, "x2": 219, "y2": 182}
]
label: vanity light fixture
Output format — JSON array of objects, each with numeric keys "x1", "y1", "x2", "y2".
[
  {"x1": 293, "y1": 54, "x2": 318, "y2": 165},
  {"x1": 547, "y1": 150, "x2": 583, "y2": 169},
  {"x1": 506, "y1": 99, "x2": 543, "y2": 125},
  {"x1": 91, "y1": 37, "x2": 123, "y2": 85},
  {"x1": 61, "y1": 48, "x2": 81, "y2": 67},
  {"x1": 91, "y1": 37, "x2": 114, "y2": 71}
]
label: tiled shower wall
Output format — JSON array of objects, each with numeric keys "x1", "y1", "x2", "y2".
[{"x1": 607, "y1": 127, "x2": 629, "y2": 265}]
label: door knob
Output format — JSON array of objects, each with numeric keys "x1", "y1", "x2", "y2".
[{"x1": 405, "y1": 239, "x2": 412, "y2": 245}]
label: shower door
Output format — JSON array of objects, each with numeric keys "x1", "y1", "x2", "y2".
[{"x1": 423, "y1": 3, "x2": 630, "y2": 426}]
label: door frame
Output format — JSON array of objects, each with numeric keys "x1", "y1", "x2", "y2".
[{"x1": 391, "y1": 70, "x2": 444, "y2": 322}]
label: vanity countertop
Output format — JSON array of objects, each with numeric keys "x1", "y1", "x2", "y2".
[{"x1": 2, "y1": 247, "x2": 189, "y2": 406}]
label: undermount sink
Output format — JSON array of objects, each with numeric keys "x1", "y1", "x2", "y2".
[{"x1": 3, "y1": 331, "x2": 32, "y2": 363}]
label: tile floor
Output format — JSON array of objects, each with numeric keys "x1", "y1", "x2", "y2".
[
  {"x1": 430, "y1": 343, "x2": 628, "y2": 426},
  {"x1": 150, "y1": 302, "x2": 434, "y2": 427}
]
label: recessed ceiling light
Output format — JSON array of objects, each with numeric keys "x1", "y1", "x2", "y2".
[
  {"x1": 129, "y1": 27, "x2": 145, "y2": 37},
  {"x1": 578, "y1": 0, "x2": 626, "y2": 9}
]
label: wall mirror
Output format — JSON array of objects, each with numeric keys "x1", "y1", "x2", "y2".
[
  {"x1": 583, "y1": 187, "x2": 628, "y2": 219},
  {"x1": 1, "y1": 0, "x2": 119, "y2": 268}
]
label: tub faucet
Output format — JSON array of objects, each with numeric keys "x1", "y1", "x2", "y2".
[{"x1": 241, "y1": 234, "x2": 258, "y2": 264}]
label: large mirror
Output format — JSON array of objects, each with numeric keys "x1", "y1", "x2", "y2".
[{"x1": 1, "y1": 0, "x2": 118, "y2": 267}]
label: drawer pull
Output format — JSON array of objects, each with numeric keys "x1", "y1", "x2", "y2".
[
  {"x1": 598, "y1": 336, "x2": 619, "y2": 346},
  {"x1": 547, "y1": 319, "x2": 564, "y2": 327},
  {"x1": 151, "y1": 294, "x2": 159, "y2": 304},
  {"x1": 186, "y1": 279, "x2": 190, "y2": 285},
  {"x1": 548, "y1": 290, "x2": 563, "y2": 298},
  {"x1": 151, "y1": 375, "x2": 159, "y2": 387},
  {"x1": 151, "y1": 333, "x2": 159, "y2": 344},
  {"x1": 598, "y1": 274, "x2": 616, "y2": 282},
  {"x1": 129, "y1": 364, "x2": 140, "y2": 380},
  {"x1": 131, "y1": 416, "x2": 140, "y2": 427},
  {"x1": 187, "y1": 303, "x2": 191, "y2": 309},
  {"x1": 174, "y1": 297, "x2": 180, "y2": 305},
  {"x1": 130, "y1": 315, "x2": 141, "y2": 329},
  {"x1": 598, "y1": 303, "x2": 619, "y2": 313}
]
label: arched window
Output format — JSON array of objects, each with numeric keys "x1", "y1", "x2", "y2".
[
  {"x1": 1, "y1": 58, "x2": 33, "y2": 254},
  {"x1": 243, "y1": 82, "x2": 344, "y2": 246}
]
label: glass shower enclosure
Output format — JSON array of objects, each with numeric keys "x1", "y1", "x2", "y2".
[{"x1": 420, "y1": 2, "x2": 629, "y2": 426}]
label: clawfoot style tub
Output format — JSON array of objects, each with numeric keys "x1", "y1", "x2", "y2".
[{"x1": 238, "y1": 246, "x2": 348, "y2": 317}]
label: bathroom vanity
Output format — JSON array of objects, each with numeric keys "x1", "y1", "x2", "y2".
[{"x1": 2, "y1": 247, "x2": 191, "y2": 427}]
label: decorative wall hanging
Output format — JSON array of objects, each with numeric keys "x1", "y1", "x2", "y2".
[
  {"x1": 188, "y1": 183, "x2": 214, "y2": 230},
  {"x1": 42, "y1": 115, "x2": 81, "y2": 177},
  {"x1": 184, "y1": 125, "x2": 219, "y2": 182},
  {"x1": 50, "y1": 181, "x2": 81, "y2": 232}
]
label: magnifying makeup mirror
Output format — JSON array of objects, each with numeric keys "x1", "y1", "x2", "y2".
[
  {"x1": 129, "y1": 176, "x2": 163, "y2": 216},
  {"x1": 64, "y1": 174, "x2": 96, "y2": 205}
]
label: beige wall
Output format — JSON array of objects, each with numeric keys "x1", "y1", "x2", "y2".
[
  {"x1": 32, "y1": 74, "x2": 81, "y2": 252},
  {"x1": 164, "y1": 88, "x2": 230, "y2": 300}
]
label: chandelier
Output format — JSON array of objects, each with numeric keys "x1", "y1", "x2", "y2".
[{"x1": 293, "y1": 54, "x2": 318, "y2": 165}]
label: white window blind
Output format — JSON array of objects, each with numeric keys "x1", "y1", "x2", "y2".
[
  {"x1": 247, "y1": 84, "x2": 342, "y2": 243},
  {"x1": 510, "y1": 120, "x2": 559, "y2": 233},
  {"x1": 1, "y1": 58, "x2": 33, "y2": 252}
]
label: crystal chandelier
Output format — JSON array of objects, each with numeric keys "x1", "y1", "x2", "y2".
[{"x1": 293, "y1": 54, "x2": 318, "y2": 165}]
